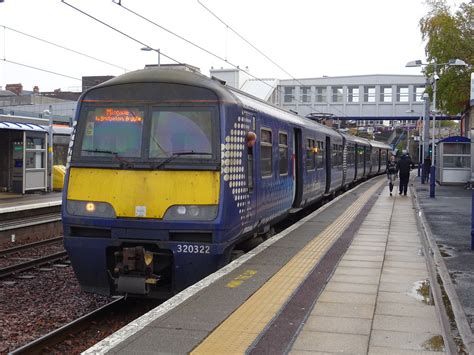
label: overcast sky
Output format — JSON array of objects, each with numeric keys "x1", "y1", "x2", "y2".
[{"x1": 0, "y1": 0, "x2": 466, "y2": 92}]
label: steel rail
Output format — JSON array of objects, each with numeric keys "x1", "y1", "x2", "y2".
[
  {"x1": 0, "y1": 236, "x2": 63, "y2": 257},
  {"x1": 9, "y1": 296, "x2": 126, "y2": 355},
  {"x1": 0, "y1": 213, "x2": 61, "y2": 232},
  {"x1": 0, "y1": 251, "x2": 68, "y2": 279}
]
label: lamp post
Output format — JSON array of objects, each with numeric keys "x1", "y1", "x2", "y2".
[
  {"x1": 141, "y1": 46, "x2": 160, "y2": 66},
  {"x1": 406, "y1": 109, "x2": 422, "y2": 177},
  {"x1": 406, "y1": 58, "x2": 467, "y2": 198}
]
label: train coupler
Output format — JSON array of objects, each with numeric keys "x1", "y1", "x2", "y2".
[{"x1": 113, "y1": 246, "x2": 161, "y2": 295}]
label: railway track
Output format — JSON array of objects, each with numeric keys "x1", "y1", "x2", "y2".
[
  {"x1": 9, "y1": 297, "x2": 126, "y2": 355},
  {"x1": 0, "y1": 250, "x2": 68, "y2": 279},
  {"x1": 0, "y1": 236, "x2": 63, "y2": 257}
]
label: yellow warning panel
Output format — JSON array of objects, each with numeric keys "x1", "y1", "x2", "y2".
[{"x1": 191, "y1": 180, "x2": 383, "y2": 355}]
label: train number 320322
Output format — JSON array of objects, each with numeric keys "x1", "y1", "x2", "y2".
[{"x1": 176, "y1": 244, "x2": 211, "y2": 254}]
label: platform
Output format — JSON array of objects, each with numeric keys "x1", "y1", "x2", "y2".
[
  {"x1": 0, "y1": 191, "x2": 62, "y2": 214},
  {"x1": 84, "y1": 173, "x2": 463, "y2": 354}
]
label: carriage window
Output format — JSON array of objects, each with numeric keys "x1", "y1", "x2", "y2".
[
  {"x1": 261, "y1": 129, "x2": 273, "y2": 177},
  {"x1": 316, "y1": 141, "x2": 324, "y2": 169},
  {"x1": 279, "y1": 132, "x2": 288, "y2": 175},
  {"x1": 347, "y1": 145, "x2": 355, "y2": 165},
  {"x1": 306, "y1": 139, "x2": 316, "y2": 171}
]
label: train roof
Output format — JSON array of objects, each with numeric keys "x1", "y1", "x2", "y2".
[
  {"x1": 368, "y1": 140, "x2": 391, "y2": 149},
  {"x1": 89, "y1": 68, "x2": 237, "y2": 103}
]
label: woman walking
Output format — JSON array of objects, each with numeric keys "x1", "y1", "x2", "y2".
[{"x1": 387, "y1": 155, "x2": 398, "y2": 196}]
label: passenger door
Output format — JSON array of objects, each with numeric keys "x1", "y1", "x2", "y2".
[
  {"x1": 244, "y1": 111, "x2": 257, "y2": 229},
  {"x1": 292, "y1": 128, "x2": 303, "y2": 208}
]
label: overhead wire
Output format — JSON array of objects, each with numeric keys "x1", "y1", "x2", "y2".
[
  {"x1": 61, "y1": 0, "x2": 183, "y2": 65},
  {"x1": 196, "y1": 0, "x2": 348, "y2": 119},
  {"x1": 113, "y1": 2, "x2": 279, "y2": 89},
  {"x1": 1, "y1": 25, "x2": 130, "y2": 72},
  {"x1": 2, "y1": 58, "x2": 81, "y2": 81}
]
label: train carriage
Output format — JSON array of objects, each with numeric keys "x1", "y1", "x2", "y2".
[
  {"x1": 63, "y1": 68, "x2": 389, "y2": 298},
  {"x1": 368, "y1": 140, "x2": 391, "y2": 175}
]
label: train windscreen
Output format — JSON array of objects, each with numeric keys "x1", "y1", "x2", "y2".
[
  {"x1": 74, "y1": 105, "x2": 218, "y2": 166},
  {"x1": 80, "y1": 107, "x2": 145, "y2": 158},
  {"x1": 149, "y1": 108, "x2": 213, "y2": 159}
]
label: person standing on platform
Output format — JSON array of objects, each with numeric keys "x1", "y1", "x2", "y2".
[
  {"x1": 387, "y1": 155, "x2": 398, "y2": 196},
  {"x1": 397, "y1": 150, "x2": 412, "y2": 196},
  {"x1": 422, "y1": 155, "x2": 431, "y2": 183}
]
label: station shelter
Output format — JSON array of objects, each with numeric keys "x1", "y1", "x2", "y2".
[
  {"x1": 435, "y1": 136, "x2": 471, "y2": 185},
  {"x1": 0, "y1": 120, "x2": 48, "y2": 194},
  {"x1": 0, "y1": 115, "x2": 72, "y2": 194}
]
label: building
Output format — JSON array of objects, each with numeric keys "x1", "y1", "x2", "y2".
[
  {"x1": 210, "y1": 68, "x2": 427, "y2": 129},
  {"x1": 270, "y1": 74, "x2": 427, "y2": 127}
]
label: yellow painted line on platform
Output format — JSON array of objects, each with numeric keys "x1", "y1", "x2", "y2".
[
  {"x1": 191, "y1": 180, "x2": 384, "y2": 355},
  {"x1": 226, "y1": 270, "x2": 258, "y2": 288}
]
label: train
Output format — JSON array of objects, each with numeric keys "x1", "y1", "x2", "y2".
[{"x1": 62, "y1": 68, "x2": 390, "y2": 298}]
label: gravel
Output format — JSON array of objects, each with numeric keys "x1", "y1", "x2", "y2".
[{"x1": 0, "y1": 265, "x2": 111, "y2": 354}]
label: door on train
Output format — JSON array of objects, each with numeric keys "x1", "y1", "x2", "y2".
[
  {"x1": 292, "y1": 128, "x2": 303, "y2": 208},
  {"x1": 325, "y1": 136, "x2": 331, "y2": 194},
  {"x1": 244, "y1": 111, "x2": 257, "y2": 227}
]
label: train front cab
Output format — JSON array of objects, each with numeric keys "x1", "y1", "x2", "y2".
[{"x1": 62, "y1": 70, "x2": 251, "y2": 298}]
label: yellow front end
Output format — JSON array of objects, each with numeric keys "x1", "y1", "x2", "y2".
[{"x1": 67, "y1": 168, "x2": 220, "y2": 218}]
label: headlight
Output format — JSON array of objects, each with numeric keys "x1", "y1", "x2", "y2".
[
  {"x1": 67, "y1": 200, "x2": 116, "y2": 218},
  {"x1": 163, "y1": 205, "x2": 218, "y2": 221}
]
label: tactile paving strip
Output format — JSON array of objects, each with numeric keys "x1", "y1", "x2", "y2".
[{"x1": 191, "y1": 179, "x2": 385, "y2": 354}]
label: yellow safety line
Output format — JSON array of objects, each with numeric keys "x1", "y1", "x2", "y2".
[{"x1": 191, "y1": 180, "x2": 384, "y2": 354}]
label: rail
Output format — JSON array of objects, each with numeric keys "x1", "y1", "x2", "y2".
[
  {"x1": 0, "y1": 236, "x2": 63, "y2": 257},
  {"x1": 9, "y1": 297, "x2": 126, "y2": 355},
  {"x1": 0, "y1": 251, "x2": 68, "y2": 279}
]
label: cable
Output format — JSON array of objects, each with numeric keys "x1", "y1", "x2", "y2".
[
  {"x1": 1, "y1": 25, "x2": 129, "y2": 72},
  {"x1": 196, "y1": 0, "x2": 347, "y2": 118},
  {"x1": 61, "y1": 0, "x2": 183, "y2": 65},
  {"x1": 197, "y1": 0, "x2": 295, "y2": 80},
  {"x1": 2, "y1": 58, "x2": 81, "y2": 80}
]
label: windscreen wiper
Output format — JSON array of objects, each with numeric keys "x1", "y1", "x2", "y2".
[
  {"x1": 81, "y1": 149, "x2": 133, "y2": 168},
  {"x1": 154, "y1": 151, "x2": 212, "y2": 169}
]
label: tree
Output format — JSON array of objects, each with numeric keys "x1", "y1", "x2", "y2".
[{"x1": 419, "y1": 1, "x2": 473, "y2": 115}]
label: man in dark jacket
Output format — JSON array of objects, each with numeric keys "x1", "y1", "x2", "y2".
[
  {"x1": 397, "y1": 150, "x2": 412, "y2": 195},
  {"x1": 422, "y1": 156, "x2": 431, "y2": 183}
]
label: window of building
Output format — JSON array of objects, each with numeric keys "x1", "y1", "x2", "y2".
[
  {"x1": 364, "y1": 87, "x2": 376, "y2": 102},
  {"x1": 278, "y1": 132, "x2": 288, "y2": 175},
  {"x1": 306, "y1": 138, "x2": 316, "y2": 170},
  {"x1": 284, "y1": 86, "x2": 295, "y2": 103},
  {"x1": 261, "y1": 129, "x2": 272, "y2": 177},
  {"x1": 300, "y1": 86, "x2": 311, "y2": 103},
  {"x1": 397, "y1": 86, "x2": 409, "y2": 102},
  {"x1": 380, "y1": 86, "x2": 392, "y2": 102},
  {"x1": 414, "y1": 86, "x2": 425, "y2": 102},
  {"x1": 332, "y1": 87, "x2": 343, "y2": 103},
  {"x1": 348, "y1": 87, "x2": 359, "y2": 103},
  {"x1": 315, "y1": 87, "x2": 327, "y2": 103}
]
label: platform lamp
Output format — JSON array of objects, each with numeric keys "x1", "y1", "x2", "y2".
[
  {"x1": 406, "y1": 58, "x2": 468, "y2": 198},
  {"x1": 141, "y1": 47, "x2": 160, "y2": 66}
]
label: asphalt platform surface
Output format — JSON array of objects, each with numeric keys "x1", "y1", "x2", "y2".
[{"x1": 412, "y1": 176, "x2": 473, "y2": 333}]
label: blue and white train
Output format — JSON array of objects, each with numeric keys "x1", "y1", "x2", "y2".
[{"x1": 62, "y1": 68, "x2": 390, "y2": 298}]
